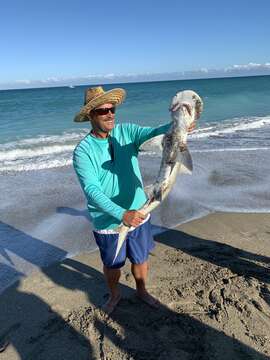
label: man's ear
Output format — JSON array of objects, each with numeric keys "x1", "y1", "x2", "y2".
[{"x1": 87, "y1": 112, "x2": 93, "y2": 121}]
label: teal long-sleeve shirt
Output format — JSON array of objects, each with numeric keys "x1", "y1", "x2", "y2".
[{"x1": 73, "y1": 122, "x2": 171, "y2": 230}]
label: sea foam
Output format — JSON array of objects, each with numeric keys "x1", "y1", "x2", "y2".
[{"x1": 1, "y1": 115, "x2": 270, "y2": 173}]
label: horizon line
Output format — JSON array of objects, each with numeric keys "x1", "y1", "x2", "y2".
[{"x1": 1, "y1": 73, "x2": 270, "y2": 92}]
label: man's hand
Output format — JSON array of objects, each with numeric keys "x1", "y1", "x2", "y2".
[{"x1": 123, "y1": 210, "x2": 146, "y2": 227}]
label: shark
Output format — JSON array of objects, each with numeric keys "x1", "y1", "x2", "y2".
[{"x1": 113, "y1": 90, "x2": 203, "y2": 264}]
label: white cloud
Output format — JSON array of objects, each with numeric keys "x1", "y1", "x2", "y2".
[
  {"x1": 15, "y1": 79, "x2": 31, "y2": 84},
  {"x1": 36, "y1": 77, "x2": 62, "y2": 83},
  {"x1": 86, "y1": 74, "x2": 101, "y2": 78},
  {"x1": 103, "y1": 73, "x2": 115, "y2": 79},
  {"x1": 225, "y1": 62, "x2": 270, "y2": 71},
  {"x1": 1, "y1": 61, "x2": 270, "y2": 90},
  {"x1": 46, "y1": 77, "x2": 61, "y2": 82}
]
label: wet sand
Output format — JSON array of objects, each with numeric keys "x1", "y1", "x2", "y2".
[{"x1": 0, "y1": 212, "x2": 269, "y2": 359}]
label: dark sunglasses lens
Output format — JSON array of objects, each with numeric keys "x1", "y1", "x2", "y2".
[{"x1": 95, "y1": 107, "x2": 115, "y2": 115}]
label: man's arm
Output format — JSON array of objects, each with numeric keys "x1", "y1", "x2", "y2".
[
  {"x1": 129, "y1": 120, "x2": 196, "y2": 149},
  {"x1": 73, "y1": 146, "x2": 126, "y2": 221},
  {"x1": 128, "y1": 121, "x2": 173, "y2": 149}
]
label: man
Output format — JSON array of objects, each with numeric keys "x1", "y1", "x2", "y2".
[{"x1": 73, "y1": 86, "x2": 194, "y2": 314}]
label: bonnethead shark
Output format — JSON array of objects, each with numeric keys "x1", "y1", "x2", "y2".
[{"x1": 113, "y1": 90, "x2": 203, "y2": 264}]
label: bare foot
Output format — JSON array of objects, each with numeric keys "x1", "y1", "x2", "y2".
[
  {"x1": 101, "y1": 293, "x2": 121, "y2": 315},
  {"x1": 136, "y1": 291, "x2": 161, "y2": 309}
]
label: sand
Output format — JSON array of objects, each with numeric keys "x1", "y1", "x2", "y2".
[{"x1": 0, "y1": 212, "x2": 269, "y2": 359}]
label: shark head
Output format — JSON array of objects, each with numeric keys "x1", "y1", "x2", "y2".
[{"x1": 169, "y1": 90, "x2": 203, "y2": 130}]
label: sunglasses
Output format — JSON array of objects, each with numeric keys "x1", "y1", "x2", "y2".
[{"x1": 92, "y1": 107, "x2": 116, "y2": 116}]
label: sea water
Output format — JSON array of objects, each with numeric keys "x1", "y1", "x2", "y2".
[
  {"x1": 1, "y1": 75, "x2": 270, "y2": 291},
  {"x1": 1, "y1": 76, "x2": 270, "y2": 171}
]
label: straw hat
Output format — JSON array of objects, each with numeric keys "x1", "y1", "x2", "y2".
[{"x1": 74, "y1": 86, "x2": 126, "y2": 122}]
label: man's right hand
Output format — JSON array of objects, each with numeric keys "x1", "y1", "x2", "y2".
[{"x1": 122, "y1": 210, "x2": 146, "y2": 227}]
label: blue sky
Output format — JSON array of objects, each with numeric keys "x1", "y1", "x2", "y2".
[{"x1": 1, "y1": 0, "x2": 270, "y2": 89}]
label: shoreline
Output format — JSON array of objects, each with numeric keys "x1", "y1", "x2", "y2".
[{"x1": 0, "y1": 211, "x2": 269, "y2": 359}]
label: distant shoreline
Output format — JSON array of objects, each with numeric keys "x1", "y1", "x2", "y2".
[{"x1": 1, "y1": 73, "x2": 270, "y2": 92}]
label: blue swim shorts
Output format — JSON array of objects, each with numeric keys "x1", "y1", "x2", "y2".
[{"x1": 93, "y1": 216, "x2": 155, "y2": 269}]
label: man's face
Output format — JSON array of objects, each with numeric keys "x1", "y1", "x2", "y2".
[{"x1": 89, "y1": 103, "x2": 116, "y2": 133}]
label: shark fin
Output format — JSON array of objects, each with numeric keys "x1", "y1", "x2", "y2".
[
  {"x1": 112, "y1": 225, "x2": 130, "y2": 264},
  {"x1": 177, "y1": 148, "x2": 193, "y2": 174}
]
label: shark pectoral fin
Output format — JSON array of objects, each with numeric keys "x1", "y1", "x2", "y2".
[{"x1": 177, "y1": 148, "x2": 193, "y2": 174}]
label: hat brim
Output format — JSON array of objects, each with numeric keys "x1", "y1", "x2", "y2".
[{"x1": 73, "y1": 88, "x2": 126, "y2": 122}]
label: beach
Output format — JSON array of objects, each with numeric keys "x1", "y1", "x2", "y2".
[
  {"x1": 0, "y1": 211, "x2": 269, "y2": 359},
  {"x1": 1, "y1": 77, "x2": 270, "y2": 359}
]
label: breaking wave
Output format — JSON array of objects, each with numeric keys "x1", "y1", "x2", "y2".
[{"x1": 1, "y1": 115, "x2": 270, "y2": 173}]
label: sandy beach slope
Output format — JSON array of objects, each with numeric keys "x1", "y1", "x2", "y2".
[{"x1": 0, "y1": 212, "x2": 269, "y2": 359}]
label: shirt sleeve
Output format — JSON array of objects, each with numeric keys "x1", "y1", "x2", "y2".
[
  {"x1": 73, "y1": 145, "x2": 126, "y2": 221},
  {"x1": 128, "y1": 121, "x2": 172, "y2": 149}
]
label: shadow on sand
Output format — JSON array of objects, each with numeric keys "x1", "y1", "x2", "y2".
[
  {"x1": 0, "y1": 220, "x2": 269, "y2": 358},
  {"x1": 155, "y1": 227, "x2": 270, "y2": 284}
]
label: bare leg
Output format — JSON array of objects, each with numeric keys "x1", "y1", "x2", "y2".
[
  {"x1": 102, "y1": 265, "x2": 121, "y2": 314},
  {"x1": 131, "y1": 261, "x2": 160, "y2": 308}
]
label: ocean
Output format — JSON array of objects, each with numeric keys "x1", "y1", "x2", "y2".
[{"x1": 1, "y1": 75, "x2": 270, "y2": 292}]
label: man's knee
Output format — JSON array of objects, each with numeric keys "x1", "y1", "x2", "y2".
[{"x1": 131, "y1": 261, "x2": 148, "y2": 277}]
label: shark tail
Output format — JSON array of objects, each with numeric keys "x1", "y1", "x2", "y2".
[{"x1": 112, "y1": 224, "x2": 131, "y2": 264}]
